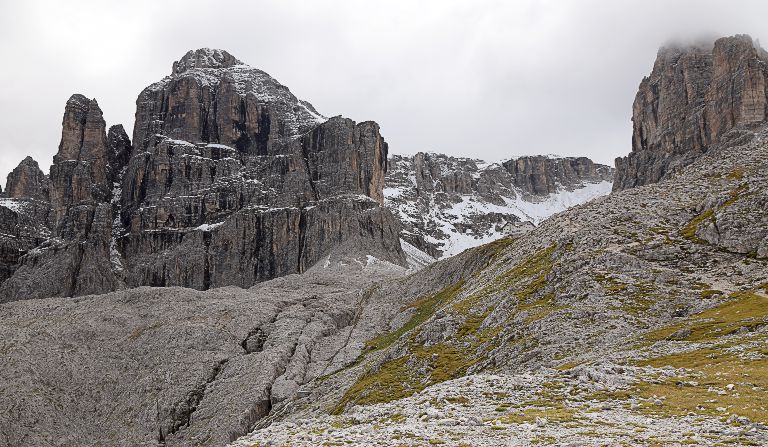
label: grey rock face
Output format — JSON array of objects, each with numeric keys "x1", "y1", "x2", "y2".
[
  {"x1": 502, "y1": 155, "x2": 613, "y2": 197},
  {"x1": 0, "y1": 94, "x2": 129, "y2": 302},
  {"x1": 385, "y1": 152, "x2": 613, "y2": 258},
  {"x1": 1, "y1": 157, "x2": 53, "y2": 286},
  {"x1": 133, "y1": 48, "x2": 324, "y2": 154},
  {"x1": 172, "y1": 48, "x2": 244, "y2": 74},
  {"x1": 0, "y1": 199, "x2": 52, "y2": 284},
  {"x1": 108, "y1": 124, "x2": 133, "y2": 172},
  {"x1": 50, "y1": 94, "x2": 113, "y2": 224},
  {"x1": 3, "y1": 203, "x2": 120, "y2": 300},
  {"x1": 614, "y1": 35, "x2": 768, "y2": 190},
  {"x1": 4, "y1": 156, "x2": 49, "y2": 201},
  {"x1": 116, "y1": 49, "x2": 402, "y2": 292},
  {"x1": 691, "y1": 176, "x2": 768, "y2": 258},
  {"x1": 0, "y1": 49, "x2": 403, "y2": 302},
  {"x1": 119, "y1": 195, "x2": 402, "y2": 289}
]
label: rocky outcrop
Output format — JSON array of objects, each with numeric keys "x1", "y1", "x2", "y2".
[
  {"x1": 301, "y1": 118, "x2": 388, "y2": 204},
  {"x1": 111, "y1": 49, "x2": 401, "y2": 293},
  {"x1": 0, "y1": 49, "x2": 403, "y2": 302},
  {"x1": 502, "y1": 156, "x2": 613, "y2": 197},
  {"x1": 0, "y1": 199, "x2": 52, "y2": 284},
  {"x1": 614, "y1": 34, "x2": 768, "y2": 190},
  {"x1": 108, "y1": 124, "x2": 132, "y2": 173},
  {"x1": 49, "y1": 94, "x2": 114, "y2": 225},
  {"x1": 385, "y1": 152, "x2": 613, "y2": 258},
  {"x1": 4, "y1": 157, "x2": 49, "y2": 201},
  {"x1": 0, "y1": 94, "x2": 127, "y2": 300},
  {"x1": 0, "y1": 156, "x2": 53, "y2": 285}
]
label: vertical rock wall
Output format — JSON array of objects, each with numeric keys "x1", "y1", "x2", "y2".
[{"x1": 614, "y1": 35, "x2": 768, "y2": 190}]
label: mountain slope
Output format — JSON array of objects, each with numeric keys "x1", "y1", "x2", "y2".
[{"x1": 232, "y1": 113, "x2": 768, "y2": 447}]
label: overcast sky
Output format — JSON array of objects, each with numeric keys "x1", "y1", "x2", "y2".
[{"x1": 1, "y1": 0, "x2": 766, "y2": 184}]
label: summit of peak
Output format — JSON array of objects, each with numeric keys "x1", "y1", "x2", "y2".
[{"x1": 172, "y1": 48, "x2": 244, "y2": 74}]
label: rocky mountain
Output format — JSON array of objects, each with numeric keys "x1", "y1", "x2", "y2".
[
  {"x1": 1, "y1": 35, "x2": 767, "y2": 447},
  {"x1": 2, "y1": 111, "x2": 765, "y2": 447},
  {"x1": 385, "y1": 152, "x2": 613, "y2": 258},
  {"x1": 0, "y1": 49, "x2": 403, "y2": 302},
  {"x1": 614, "y1": 34, "x2": 768, "y2": 190}
]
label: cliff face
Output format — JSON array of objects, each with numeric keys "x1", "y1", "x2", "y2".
[
  {"x1": 385, "y1": 152, "x2": 613, "y2": 258},
  {"x1": 0, "y1": 49, "x2": 403, "y2": 302},
  {"x1": 1, "y1": 95, "x2": 128, "y2": 299},
  {"x1": 50, "y1": 95, "x2": 115, "y2": 224},
  {"x1": 614, "y1": 34, "x2": 768, "y2": 190},
  {"x1": 502, "y1": 155, "x2": 613, "y2": 196},
  {"x1": 132, "y1": 48, "x2": 324, "y2": 154}
]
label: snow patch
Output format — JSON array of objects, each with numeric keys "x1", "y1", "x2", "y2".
[
  {"x1": 383, "y1": 187, "x2": 406, "y2": 199},
  {"x1": 195, "y1": 222, "x2": 225, "y2": 232},
  {"x1": 0, "y1": 198, "x2": 24, "y2": 213},
  {"x1": 400, "y1": 239, "x2": 436, "y2": 270}
]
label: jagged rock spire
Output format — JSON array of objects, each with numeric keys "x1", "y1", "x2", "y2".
[{"x1": 49, "y1": 94, "x2": 112, "y2": 223}]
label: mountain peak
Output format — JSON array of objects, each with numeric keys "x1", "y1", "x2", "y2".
[{"x1": 171, "y1": 48, "x2": 243, "y2": 75}]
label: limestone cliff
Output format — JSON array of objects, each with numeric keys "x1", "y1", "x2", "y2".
[
  {"x1": 614, "y1": 34, "x2": 768, "y2": 190},
  {"x1": 0, "y1": 49, "x2": 403, "y2": 301}
]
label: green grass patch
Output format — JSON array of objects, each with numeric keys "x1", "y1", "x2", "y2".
[
  {"x1": 725, "y1": 168, "x2": 744, "y2": 180},
  {"x1": 365, "y1": 280, "x2": 465, "y2": 352},
  {"x1": 627, "y1": 290, "x2": 768, "y2": 423},
  {"x1": 470, "y1": 244, "x2": 556, "y2": 300},
  {"x1": 595, "y1": 274, "x2": 657, "y2": 315},
  {"x1": 701, "y1": 289, "x2": 724, "y2": 299},
  {"x1": 645, "y1": 291, "x2": 768, "y2": 343},
  {"x1": 332, "y1": 342, "x2": 477, "y2": 414},
  {"x1": 496, "y1": 405, "x2": 577, "y2": 424},
  {"x1": 681, "y1": 209, "x2": 715, "y2": 243},
  {"x1": 637, "y1": 351, "x2": 768, "y2": 424}
]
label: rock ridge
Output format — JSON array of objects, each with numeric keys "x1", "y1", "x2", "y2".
[{"x1": 385, "y1": 152, "x2": 613, "y2": 258}]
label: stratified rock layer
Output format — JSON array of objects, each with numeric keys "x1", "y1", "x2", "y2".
[
  {"x1": 50, "y1": 94, "x2": 113, "y2": 224},
  {"x1": 614, "y1": 34, "x2": 768, "y2": 190}
]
